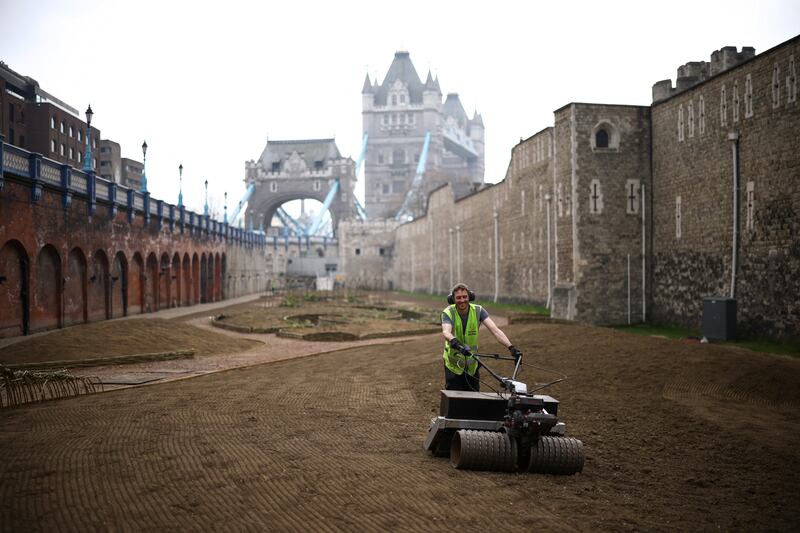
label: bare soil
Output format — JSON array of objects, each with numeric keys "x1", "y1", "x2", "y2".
[{"x1": 1, "y1": 311, "x2": 799, "y2": 531}]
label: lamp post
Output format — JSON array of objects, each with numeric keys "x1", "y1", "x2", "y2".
[
  {"x1": 141, "y1": 141, "x2": 148, "y2": 193},
  {"x1": 223, "y1": 192, "x2": 228, "y2": 224},
  {"x1": 178, "y1": 163, "x2": 184, "y2": 208},
  {"x1": 83, "y1": 105, "x2": 93, "y2": 172},
  {"x1": 204, "y1": 179, "x2": 209, "y2": 216}
]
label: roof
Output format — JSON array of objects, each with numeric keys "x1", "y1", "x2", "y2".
[
  {"x1": 443, "y1": 93, "x2": 468, "y2": 128},
  {"x1": 375, "y1": 51, "x2": 425, "y2": 105},
  {"x1": 258, "y1": 139, "x2": 341, "y2": 168}
]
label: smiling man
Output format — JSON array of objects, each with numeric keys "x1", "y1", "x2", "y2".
[{"x1": 440, "y1": 283, "x2": 522, "y2": 391}]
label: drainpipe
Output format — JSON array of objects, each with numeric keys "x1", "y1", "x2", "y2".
[
  {"x1": 545, "y1": 193, "x2": 552, "y2": 309},
  {"x1": 429, "y1": 217, "x2": 434, "y2": 295},
  {"x1": 456, "y1": 225, "x2": 462, "y2": 282},
  {"x1": 728, "y1": 131, "x2": 740, "y2": 299},
  {"x1": 493, "y1": 210, "x2": 499, "y2": 303},
  {"x1": 641, "y1": 183, "x2": 646, "y2": 322},
  {"x1": 448, "y1": 228, "x2": 454, "y2": 289}
]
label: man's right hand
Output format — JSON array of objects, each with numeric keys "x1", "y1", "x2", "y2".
[{"x1": 449, "y1": 338, "x2": 470, "y2": 356}]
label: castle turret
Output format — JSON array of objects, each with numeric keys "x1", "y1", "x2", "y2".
[{"x1": 362, "y1": 73, "x2": 374, "y2": 109}]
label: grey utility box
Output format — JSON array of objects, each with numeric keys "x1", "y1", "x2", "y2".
[{"x1": 703, "y1": 297, "x2": 737, "y2": 341}]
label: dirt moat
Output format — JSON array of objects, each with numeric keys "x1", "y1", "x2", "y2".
[{"x1": 1, "y1": 296, "x2": 799, "y2": 531}]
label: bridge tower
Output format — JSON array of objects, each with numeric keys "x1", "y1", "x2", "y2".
[
  {"x1": 362, "y1": 50, "x2": 485, "y2": 220},
  {"x1": 243, "y1": 139, "x2": 358, "y2": 237}
]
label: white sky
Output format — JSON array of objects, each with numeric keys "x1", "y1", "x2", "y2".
[{"x1": 1, "y1": 0, "x2": 798, "y2": 220}]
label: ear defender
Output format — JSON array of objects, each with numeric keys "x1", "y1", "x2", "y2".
[{"x1": 447, "y1": 289, "x2": 476, "y2": 305}]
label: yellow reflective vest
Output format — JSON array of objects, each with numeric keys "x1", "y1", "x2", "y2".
[{"x1": 442, "y1": 303, "x2": 480, "y2": 376}]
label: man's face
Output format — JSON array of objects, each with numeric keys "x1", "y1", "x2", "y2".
[{"x1": 453, "y1": 289, "x2": 470, "y2": 312}]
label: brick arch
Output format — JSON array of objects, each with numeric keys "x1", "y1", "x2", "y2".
[
  {"x1": 214, "y1": 253, "x2": 221, "y2": 302},
  {"x1": 65, "y1": 247, "x2": 87, "y2": 326},
  {"x1": 32, "y1": 244, "x2": 62, "y2": 332},
  {"x1": 111, "y1": 251, "x2": 128, "y2": 318},
  {"x1": 200, "y1": 253, "x2": 208, "y2": 303},
  {"x1": 221, "y1": 253, "x2": 227, "y2": 300},
  {"x1": 159, "y1": 253, "x2": 171, "y2": 310},
  {"x1": 0, "y1": 239, "x2": 30, "y2": 337},
  {"x1": 172, "y1": 252, "x2": 181, "y2": 308},
  {"x1": 146, "y1": 252, "x2": 158, "y2": 312},
  {"x1": 130, "y1": 252, "x2": 145, "y2": 314},
  {"x1": 89, "y1": 249, "x2": 110, "y2": 322},
  {"x1": 182, "y1": 253, "x2": 191, "y2": 306},
  {"x1": 191, "y1": 253, "x2": 200, "y2": 305}
]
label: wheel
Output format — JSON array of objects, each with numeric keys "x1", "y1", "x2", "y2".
[
  {"x1": 527, "y1": 435, "x2": 584, "y2": 475},
  {"x1": 450, "y1": 430, "x2": 517, "y2": 472}
]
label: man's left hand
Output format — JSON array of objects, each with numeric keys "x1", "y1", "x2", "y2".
[{"x1": 509, "y1": 345, "x2": 523, "y2": 360}]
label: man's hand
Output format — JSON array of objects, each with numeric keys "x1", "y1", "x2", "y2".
[
  {"x1": 449, "y1": 338, "x2": 471, "y2": 356},
  {"x1": 508, "y1": 345, "x2": 523, "y2": 360}
]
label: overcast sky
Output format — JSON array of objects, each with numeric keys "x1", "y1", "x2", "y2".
[{"x1": 1, "y1": 0, "x2": 798, "y2": 221}]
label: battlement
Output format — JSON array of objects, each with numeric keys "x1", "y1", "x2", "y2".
[{"x1": 652, "y1": 45, "x2": 755, "y2": 102}]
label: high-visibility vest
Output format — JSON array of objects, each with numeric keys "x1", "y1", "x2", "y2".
[{"x1": 442, "y1": 303, "x2": 480, "y2": 376}]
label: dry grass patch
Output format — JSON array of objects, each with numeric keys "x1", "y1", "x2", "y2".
[{"x1": 0, "y1": 319, "x2": 261, "y2": 365}]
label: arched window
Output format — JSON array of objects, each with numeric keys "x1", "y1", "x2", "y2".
[
  {"x1": 591, "y1": 121, "x2": 619, "y2": 151},
  {"x1": 392, "y1": 149, "x2": 405, "y2": 165},
  {"x1": 595, "y1": 129, "x2": 609, "y2": 148}
]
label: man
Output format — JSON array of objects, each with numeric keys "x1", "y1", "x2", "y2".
[{"x1": 441, "y1": 283, "x2": 523, "y2": 391}]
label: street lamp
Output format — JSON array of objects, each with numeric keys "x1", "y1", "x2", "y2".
[
  {"x1": 83, "y1": 105, "x2": 93, "y2": 172},
  {"x1": 204, "y1": 179, "x2": 209, "y2": 216},
  {"x1": 141, "y1": 140, "x2": 148, "y2": 193},
  {"x1": 223, "y1": 192, "x2": 228, "y2": 224},
  {"x1": 178, "y1": 163, "x2": 184, "y2": 208}
]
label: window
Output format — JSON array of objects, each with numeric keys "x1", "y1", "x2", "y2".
[
  {"x1": 675, "y1": 196, "x2": 682, "y2": 239},
  {"x1": 745, "y1": 74, "x2": 754, "y2": 117},
  {"x1": 70, "y1": 147, "x2": 74, "y2": 159},
  {"x1": 595, "y1": 129, "x2": 609, "y2": 148},
  {"x1": 391, "y1": 94, "x2": 397, "y2": 105},
  {"x1": 382, "y1": 183, "x2": 390, "y2": 194},
  {"x1": 270, "y1": 181, "x2": 278, "y2": 192},
  {"x1": 592, "y1": 121, "x2": 619, "y2": 150},
  {"x1": 19, "y1": 135, "x2": 24, "y2": 148},
  {"x1": 355, "y1": 248, "x2": 361, "y2": 256},
  {"x1": 733, "y1": 80, "x2": 740, "y2": 122},
  {"x1": 677, "y1": 105, "x2": 684, "y2": 141},
  {"x1": 313, "y1": 180, "x2": 321, "y2": 191},
  {"x1": 60, "y1": 121, "x2": 65, "y2": 134},
  {"x1": 399, "y1": 94, "x2": 405, "y2": 104},
  {"x1": 60, "y1": 143, "x2": 65, "y2": 156},
  {"x1": 699, "y1": 95, "x2": 706, "y2": 135},
  {"x1": 8, "y1": 127, "x2": 14, "y2": 144},
  {"x1": 720, "y1": 85, "x2": 728, "y2": 127},
  {"x1": 78, "y1": 130, "x2": 83, "y2": 142},
  {"x1": 772, "y1": 64, "x2": 781, "y2": 109},
  {"x1": 271, "y1": 162, "x2": 281, "y2": 172},
  {"x1": 392, "y1": 180, "x2": 404, "y2": 193},
  {"x1": 746, "y1": 181, "x2": 755, "y2": 231},
  {"x1": 78, "y1": 152, "x2": 82, "y2": 163},
  {"x1": 69, "y1": 125, "x2": 74, "y2": 137},
  {"x1": 51, "y1": 116, "x2": 56, "y2": 129},
  {"x1": 392, "y1": 149, "x2": 405, "y2": 165},
  {"x1": 100, "y1": 160, "x2": 111, "y2": 167},
  {"x1": 788, "y1": 55, "x2": 797, "y2": 103},
  {"x1": 314, "y1": 160, "x2": 324, "y2": 170},
  {"x1": 379, "y1": 248, "x2": 385, "y2": 256},
  {"x1": 589, "y1": 179, "x2": 603, "y2": 214},
  {"x1": 688, "y1": 101, "x2": 695, "y2": 138},
  {"x1": 407, "y1": 113, "x2": 415, "y2": 124},
  {"x1": 625, "y1": 180, "x2": 640, "y2": 214},
  {"x1": 8, "y1": 103, "x2": 14, "y2": 122},
  {"x1": 378, "y1": 152, "x2": 384, "y2": 164}
]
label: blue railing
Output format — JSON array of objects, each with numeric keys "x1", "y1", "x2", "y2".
[{"x1": 0, "y1": 140, "x2": 266, "y2": 247}]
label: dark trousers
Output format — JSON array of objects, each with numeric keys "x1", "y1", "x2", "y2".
[{"x1": 444, "y1": 365, "x2": 480, "y2": 391}]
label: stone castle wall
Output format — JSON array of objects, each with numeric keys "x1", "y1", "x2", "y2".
[{"x1": 651, "y1": 36, "x2": 800, "y2": 338}]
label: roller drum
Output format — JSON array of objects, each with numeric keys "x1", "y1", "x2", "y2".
[
  {"x1": 450, "y1": 430, "x2": 517, "y2": 472},
  {"x1": 527, "y1": 435, "x2": 585, "y2": 475}
]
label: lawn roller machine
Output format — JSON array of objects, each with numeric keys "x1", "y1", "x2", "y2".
[{"x1": 423, "y1": 351, "x2": 585, "y2": 474}]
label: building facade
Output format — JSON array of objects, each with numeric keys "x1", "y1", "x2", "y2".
[{"x1": 1, "y1": 61, "x2": 100, "y2": 170}]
